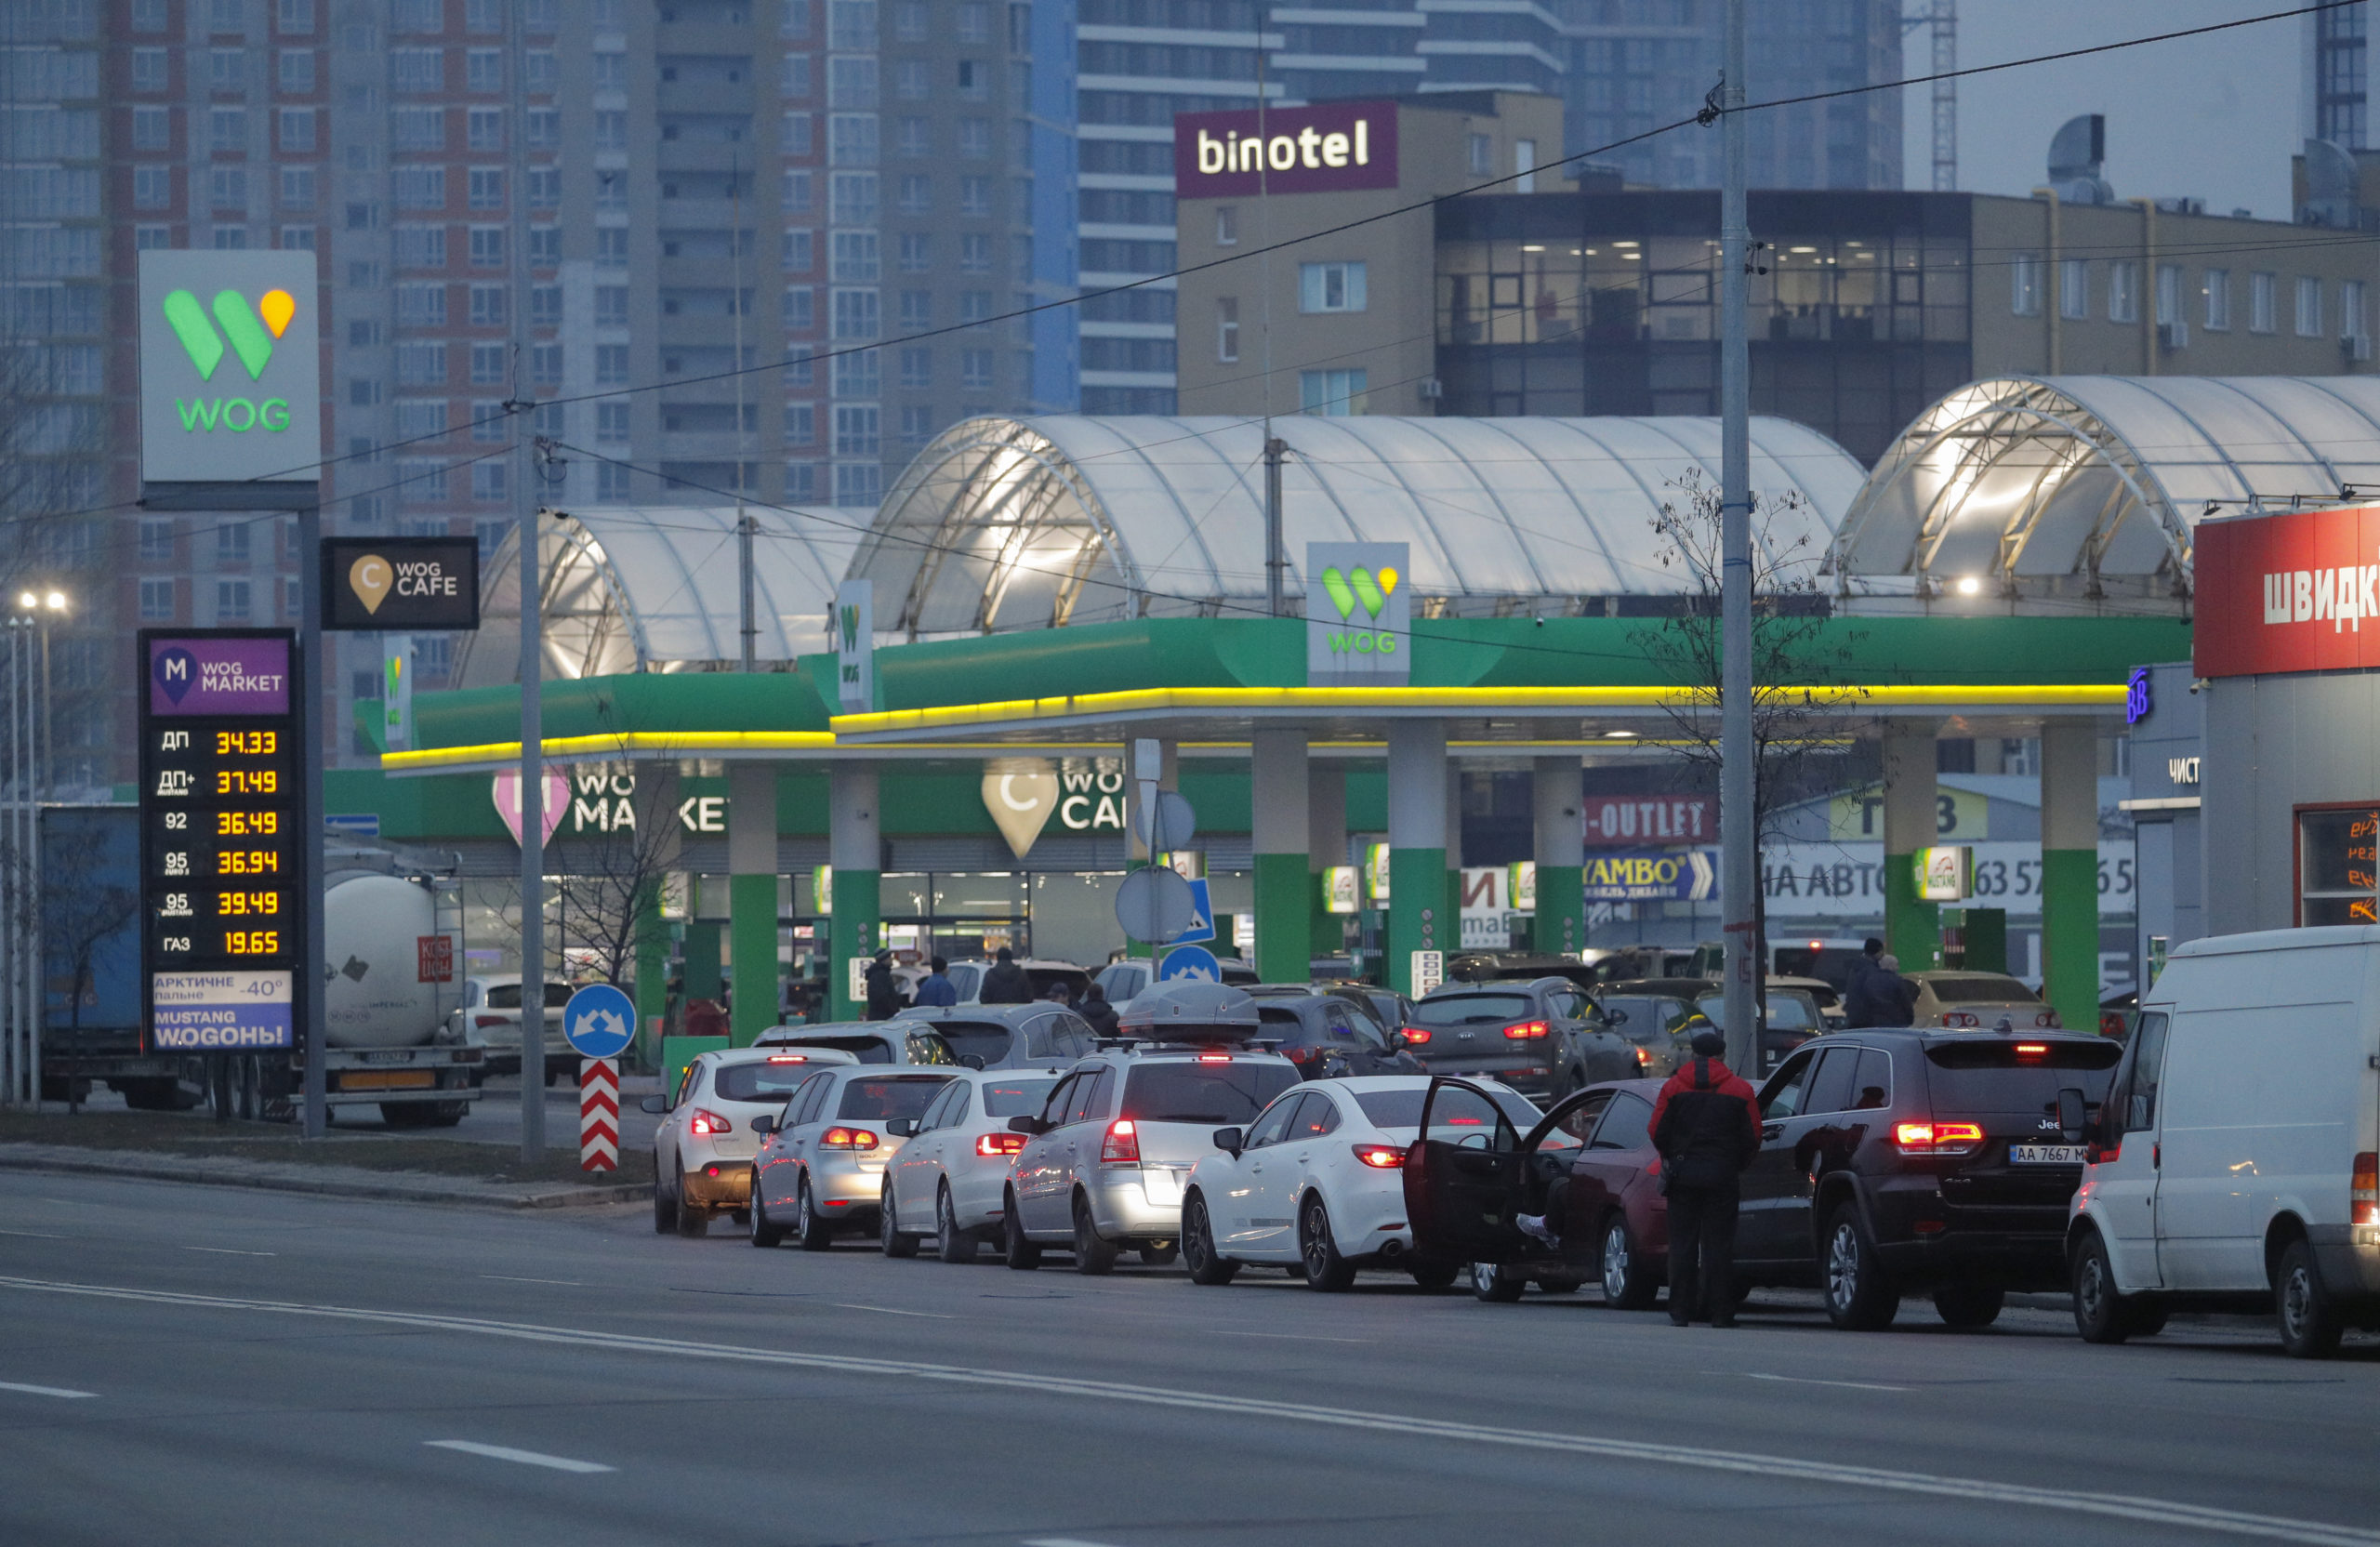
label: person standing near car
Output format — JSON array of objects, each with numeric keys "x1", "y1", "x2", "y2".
[
  {"x1": 1648, "y1": 1027, "x2": 1761, "y2": 1328},
  {"x1": 863, "y1": 949, "x2": 902, "y2": 1021},
  {"x1": 978, "y1": 945, "x2": 1033, "y2": 1004},
  {"x1": 1872, "y1": 953, "x2": 1917, "y2": 1027},
  {"x1": 914, "y1": 955, "x2": 958, "y2": 1007},
  {"x1": 1079, "y1": 981, "x2": 1119, "y2": 1038},
  {"x1": 1841, "y1": 936, "x2": 1887, "y2": 1028}
]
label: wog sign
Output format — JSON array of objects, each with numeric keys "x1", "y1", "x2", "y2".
[
  {"x1": 139, "y1": 249, "x2": 323, "y2": 486},
  {"x1": 1306, "y1": 541, "x2": 1409, "y2": 687},
  {"x1": 2195, "y1": 502, "x2": 2380, "y2": 677}
]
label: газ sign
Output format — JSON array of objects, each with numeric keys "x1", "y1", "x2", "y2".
[
  {"x1": 2195, "y1": 502, "x2": 2380, "y2": 677},
  {"x1": 1174, "y1": 100, "x2": 1399, "y2": 198},
  {"x1": 139, "y1": 250, "x2": 322, "y2": 485}
]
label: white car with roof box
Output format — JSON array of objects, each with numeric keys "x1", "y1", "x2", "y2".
[{"x1": 879, "y1": 1066, "x2": 1071, "y2": 1261}]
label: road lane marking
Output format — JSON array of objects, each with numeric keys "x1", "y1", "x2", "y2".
[
  {"x1": 184, "y1": 1247, "x2": 276, "y2": 1257},
  {"x1": 425, "y1": 1440, "x2": 615, "y2": 1474},
  {"x1": 2, "y1": 1274, "x2": 2373, "y2": 1547},
  {"x1": 831, "y1": 1303, "x2": 953, "y2": 1319},
  {"x1": 0, "y1": 1230, "x2": 63, "y2": 1239},
  {"x1": 0, "y1": 1381, "x2": 96, "y2": 1399},
  {"x1": 481, "y1": 1276, "x2": 588, "y2": 1287},
  {"x1": 1746, "y1": 1372, "x2": 1913, "y2": 1393},
  {"x1": 1214, "y1": 1330, "x2": 1374, "y2": 1344},
  {"x1": 1023, "y1": 1539, "x2": 1126, "y2": 1546}
]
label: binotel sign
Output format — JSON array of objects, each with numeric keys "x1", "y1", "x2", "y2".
[
  {"x1": 139, "y1": 249, "x2": 322, "y2": 486},
  {"x1": 1306, "y1": 541, "x2": 1409, "y2": 686}
]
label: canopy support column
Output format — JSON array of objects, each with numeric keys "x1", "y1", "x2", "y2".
[
  {"x1": 1534, "y1": 756, "x2": 1585, "y2": 959},
  {"x1": 1387, "y1": 721, "x2": 1449, "y2": 994},
  {"x1": 1250, "y1": 730, "x2": 1310, "y2": 983},
  {"x1": 728, "y1": 761, "x2": 779, "y2": 1047},
  {"x1": 2040, "y1": 720, "x2": 2102, "y2": 1032},
  {"x1": 633, "y1": 762, "x2": 682, "y2": 1068},
  {"x1": 829, "y1": 763, "x2": 880, "y2": 1022},
  {"x1": 1309, "y1": 761, "x2": 1348, "y2": 959},
  {"x1": 1883, "y1": 721, "x2": 1941, "y2": 972}
]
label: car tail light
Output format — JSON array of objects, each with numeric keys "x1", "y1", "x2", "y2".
[
  {"x1": 474, "y1": 1014, "x2": 509, "y2": 1029},
  {"x1": 1351, "y1": 1144, "x2": 1404, "y2": 1169},
  {"x1": 1196, "y1": 1052, "x2": 1233, "y2": 1064},
  {"x1": 1502, "y1": 1020, "x2": 1550, "y2": 1040},
  {"x1": 1895, "y1": 1120, "x2": 1984, "y2": 1156},
  {"x1": 1633, "y1": 1044, "x2": 1654, "y2": 1068},
  {"x1": 766, "y1": 1054, "x2": 810, "y2": 1064},
  {"x1": 2354, "y1": 1151, "x2": 2378, "y2": 1226},
  {"x1": 1100, "y1": 1119, "x2": 1140, "y2": 1164},
  {"x1": 687, "y1": 1108, "x2": 734, "y2": 1138},
  {"x1": 2015, "y1": 1043, "x2": 2048, "y2": 1059},
  {"x1": 1401, "y1": 1027, "x2": 1431, "y2": 1046},
  {"x1": 819, "y1": 1126, "x2": 879, "y2": 1150},
  {"x1": 2099, "y1": 1012, "x2": 2126, "y2": 1038},
  {"x1": 1940, "y1": 1012, "x2": 1979, "y2": 1028},
  {"x1": 976, "y1": 1131, "x2": 1025, "y2": 1158},
  {"x1": 2043, "y1": 1012, "x2": 2063, "y2": 1029}
]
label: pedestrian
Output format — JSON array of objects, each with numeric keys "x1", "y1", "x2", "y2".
[
  {"x1": 1840, "y1": 936, "x2": 1887, "y2": 1028},
  {"x1": 1079, "y1": 981, "x2": 1120, "y2": 1038},
  {"x1": 1042, "y1": 980, "x2": 1074, "y2": 1008},
  {"x1": 1647, "y1": 1026, "x2": 1761, "y2": 1328},
  {"x1": 913, "y1": 954, "x2": 958, "y2": 1007},
  {"x1": 684, "y1": 997, "x2": 727, "y2": 1039},
  {"x1": 1873, "y1": 953, "x2": 1917, "y2": 1027},
  {"x1": 864, "y1": 949, "x2": 902, "y2": 1021},
  {"x1": 978, "y1": 945, "x2": 1033, "y2": 1004}
]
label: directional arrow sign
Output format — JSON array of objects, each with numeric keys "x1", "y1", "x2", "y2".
[{"x1": 562, "y1": 983, "x2": 636, "y2": 1060}]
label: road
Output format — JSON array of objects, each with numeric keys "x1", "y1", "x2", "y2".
[
  {"x1": 64, "y1": 1072, "x2": 666, "y2": 1155},
  {"x1": 2, "y1": 1171, "x2": 2374, "y2": 1547}
]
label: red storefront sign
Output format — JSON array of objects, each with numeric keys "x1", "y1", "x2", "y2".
[
  {"x1": 2196, "y1": 503, "x2": 2380, "y2": 677},
  {"x1": 1581, "y1": 794, "x2": 1714, "y2": 845}
]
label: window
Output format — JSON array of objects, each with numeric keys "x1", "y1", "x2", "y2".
[
  {"x1": 894, "y1": 115, "x2": 929, "y2": 159},
  {"x1": 139, "y1": 521, "x2": 176, "y2": 563},
  {"x1": 596, "y1": 462, "x2": 633, "y2": 501},
  {"x1": 2297, "y1": 275, "x2": 2325, "y2": 337},
  {"x1": 390, "y1": 107, "x2": 444, "y2": 151},
  {"x1": 2250, "y1": 271, "x2": 2279, "y2": 334},
  {"x1": 595, "y1": 286, "x2": 628, "y2": 326},
  {"x1": 392, "y1": 48, "x2": 443, "y2": 93},
  {"x1": 215, "y1": 228, "x2": 253, "y2": 250},
  {"x1": 2108, "y1": 260, "x2": 2138, "y2": 324},
  {"x1": 834, "y1": 404, "x2": 879, "y2": 457},
  {"x1": 134, "y1": 47, "x2": 169, "y2": 92},
  {"x1": 783, "y1": 402, "x2": 815, "y2": 445},
  {"x1": 1467, "y1": 133, "x2": 1493, "y2": 177},
  {"x1": 2115, "y1": 1013, "x2": 2170, "y2": 1136},
  {"x1": 280, "y1": 226, "x2": 317, "y2": 252},
  {"x1": 277, "y1": 107, "x2": 316, "y2": 152},
  {"x1": 2058, "y1": 258, "x2": 2088, "y2": 321},
  {"x1": 958, "y1": 118, "x2": 989, "y2": 159},
  {"x1": 278, "y1": 49, "x2": 314, "y2": 93},
  {"x1": 830, "y1": 172, "x2": 878, "y2": 222},
  {"x1": 471, "y1": 461, "x2": 507, "y2": 502},
  {"x1": 394, "y1": 165, "x2": 447, "y2": 210},
  {"x1": 2010, "y1": 254, "x2": 2042, "y2": 317},
  {"x1": 784, "y1": 286, "x2": 814, "y2": 330},
  {"x1": 211, "y1": 47, "x2": 246, "y2": 91},
  {"x1": 134, "y1": 166, "x2": 171, "y2": 211},
  {"x1": 833, "y1": 462, "x2": 880, "y2": 508},
  {"x1": 1298, "y1": 261, "x2": 1367, "y2": 314},
  {"x1": 896, "y1": 174, "x2": 930, "y2": 214},
  {"x1": 211, "y1": 168, "x2": 248, "y2": 209},
  {"x1": 468, "y1": 107, "x2": 504, "y2": 152},
  {"x1": 2156, "y1": 264, "x2": 2183, "y2": 328},
  {"x1": 133, "y1": 106, "x2": 171, "y2": 151},
  {"x1": 897, "y1": 346, "x2": 932, "y2": 387},
  {"x1": 959, "y1": 232, "x2": 991, "y2": 274},
  {"x1": 783, "y1": 230, "x2": 813, "y2": 272},
  {"x1": 395, "y1": 342, "x2": 447, "y2": 385},
  {"x1": 392, "y1": 224, "x2": 445, "y2": 268},
  {"x1": 596, "y1": 345, "x2": 629, "y2": 385},
  {"x1": 1214, "y1": 205, "x2": 1237, "y2": 246},
  {"x1": 471, "y1": 399, "x2": 505, "y2": 442},
  {"x1": 280, "y1": 166, "x2": 316, "y2": 211},
  {"x1": 395, "y1": 283, "x2": 446, "y2": 324},
  {"x1": 280, "y1": 0, "x2": 315, "y2": 30},
  {"x1": 959, "y1": 176, "x2": 991, "y2": 217},
  {"x1": 960, "y1": 348, "x2": 991, "y2": 389},
  {"x1": 469, "y1": 286, "x2": 506, "y2": 326},
  {"x1": 526, "y1": 49, "x2": 555, "y2": 90},
  {"x1": 137, "y1": 224, "x2": 172, "y2": 250},
  {"x1": 897, "y1": 290, "x2": 932, "y2": 329},
  {"x1": 1300, "y1": 368, "x2": 1367, "y2": 416},
  {"x1": 958, "y1": 291, "x2": 990, "y2": 324},
  {"x1": 531, "y1": 284, "x2": 561, "y2": 324},
  {"x1": 468, "y1": 168, "x2": 504, "y2": 210},
  {"x1": 134, "y1": 0, "x2": 167, "y2": 30},
  {"x1": 830, "y1": 231, "x2": 879, "y2": 282},
  {"x1": 785, "y1": 170, "x2": 814, "y2": 215},
  {"x1": 392, "y1": 399, "x2": 447, "y2": 441},
  {"x1": 209, "y1": 107, "x2": 247, "y2": 153},
  {"x1": 1514, "y1": 138, "x2": 1537, "y2": 192},
  {"x1": 468, "y1": 225, "x2": 505, "y2": 268},
  {"x1": 139, "y1": 579, "x2": 175, "y2": 622},
  {"x1": 216, "y1": 580, "x2": 253, "y2": 623},
  {"x1": 596, "y1": 402, "x2": 630, "y2": 443},
  {"x1": 2347, "y1": 280, "x2": 2368, "y2": 345},
  {"x1": 466, "y1": 48, "x2": 502, "y2": 93},
  {"x1": 1215, "y1": 297, "x2": 1238, "y2": 363},
  {"x1": 832, "y1": 288, "x2": 880, "y2": 340},
  {"x1": 2203, "y1": 269, "x2": 2230, "y2": 331},
  {"x1": 829, "y1": 113, "x2": 878, "y2": 166},
  {"x1": 830, "y1": 350, "x2": 875, "y2": 396}
]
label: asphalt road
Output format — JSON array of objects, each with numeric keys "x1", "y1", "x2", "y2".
[
  {"x1": 3, "y1": 1171, "x2": 2376, "y2": 1547},
  {"x1": 61, "y1": 1072, "x2": 666, "y2": 1155}
]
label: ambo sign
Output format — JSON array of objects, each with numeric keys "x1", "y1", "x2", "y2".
[
  {"x1": 1305, "y1": 541, "x2": 1409, "y2": 686},
  {"x1": 139, "y1": 250, "x2": 322, "y2": 486}
]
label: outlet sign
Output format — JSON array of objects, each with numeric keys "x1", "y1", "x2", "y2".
[
  {"x1": 139, "y1": 250, "x2": 322, "y2": 486},
  {"x1": 1306, "y1": 542, "x2": 1409, "y2": 687}
]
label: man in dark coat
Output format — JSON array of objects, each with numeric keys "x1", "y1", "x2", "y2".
[
  {"x1": 978, "y1": 945, "x2": 1033, "y2": 1004},
  {"x1": 1648, "y1": 1027, "x2": 1763, "y2": 1327},
  {"x1": 863, "y1": 950, "x2": 902, "y2": 1021},
  {"x1": 1079, "y1": 982, "x2": 1120, "y2": 1038},
  {"x1": 912, "y1": 956, "x2": 958, "y2": 1008},
  {"x1": 1840, "y1": 937, "x2": 1888, "y2": 1028}
]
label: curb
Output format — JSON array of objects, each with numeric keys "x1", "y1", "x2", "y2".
[{"x1": 0, "y1": 1150, "x2": 647, "y2": 1210}]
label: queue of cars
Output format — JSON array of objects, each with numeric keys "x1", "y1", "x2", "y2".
[{"x1": 647, "y1": 944, "x2": 2380, "y2": 1359}]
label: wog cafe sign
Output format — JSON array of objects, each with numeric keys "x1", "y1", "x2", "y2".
[{"x1": 139, "y1": 249, "x2": 322, "y2": 485}]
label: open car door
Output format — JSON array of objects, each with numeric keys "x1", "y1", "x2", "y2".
[{"x1": 1403, "y1": 1078, "x2": 1529, "y2": 1265}]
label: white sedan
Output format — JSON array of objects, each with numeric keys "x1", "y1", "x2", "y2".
[
  {"x1": 879, "y1": 1066, "x2": 1068, "y2": 1262},
  {"x1": 1181, "y1": 1075, "x2": 1548, "y2": 1292}
]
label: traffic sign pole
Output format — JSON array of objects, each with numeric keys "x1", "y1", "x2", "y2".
[{"x1": 579, "y1": 1057, "x2": 619, "y2": 1172}]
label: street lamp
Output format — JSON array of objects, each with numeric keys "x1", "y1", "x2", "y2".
[{"x1": 6, "y1": 584, "x2": 66, "y2": 1109}]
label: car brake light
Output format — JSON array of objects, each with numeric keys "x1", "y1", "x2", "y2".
[
  {"x1": 1100, "y1": 1119, "x2": 1140, "y2": 1164},
  {"x1": 2035, "y1": 1012, "x2": 2058, "y2": 1029},
  {"x1": 976, "y1": 1131, "x2": 1025, "y2": 1157},
  {"x1": 474, "y1": 1014, "x2": 509, "y2": 1029},
  {"x1": 2354, "y1": 1151, "x2": 2378, "y2": 1226},
  {"x1": 1401, "y1": 1026, "x2": 1431, "y2": 1045},
  {"x1": 1941, "y1": 1012, "x2": 1978, "y2": 1028},
  {"x1": 687, "y1": 1108, "x2": 733, "y2": 1138},
  {"x1": 1502, "y1": 1020, "x2": 1550, "y2": 1040},
  {"x1": 1351, "y1": 1144, "x2": 1404, "y2": 1169},
  {"x1": 766, "y1": 1054, "x2": 809, "y2": 1064},
  {"x1": 819, "y1": 1126, "x2": 879, "y2": 1150},
  {"x1": 1196, "y1": 1053, "x2": 1232, "y2": 1064},
  {"x1": 1895, "y1": 1120, "x2": 1984, "y2": 1156},
  {"x1": 1633, "y1": 1045, "x2": 1653, "y2": 1067},
  {"x1": 2015, "y1": 1043, "x2": 2047, "y2": 1058}
]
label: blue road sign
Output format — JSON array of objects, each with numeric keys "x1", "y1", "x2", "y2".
[
  {"x1": 562, "y1": 982, "x2": 637, "y2": 1060},
  {"x1": 1170, "y1": 878, "x2": 1215, "y2": 945},
  {"x1": 1157, "y1": 945, "x2": 1222, "y2": 984}
]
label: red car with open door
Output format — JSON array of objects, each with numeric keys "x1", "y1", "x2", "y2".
[{"x1": 1403, "y1": 1076, "x2": 1674, "y2": 1306}]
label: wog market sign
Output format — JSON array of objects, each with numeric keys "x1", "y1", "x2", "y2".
[{"x1": 139, "y1": 249, "x2": 322, "y2": 485}]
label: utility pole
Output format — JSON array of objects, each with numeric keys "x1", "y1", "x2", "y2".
[
  {"x1": 1264, "y1": 436, "x2": 1286, "y2": 615},
  {"x1": 1718, "y1": 0, "x2": 1758, "y2": 1075},
  {"x1": 509, "y1": 0, "x2": 545, "y2": 1158},
  {"x1": 1931, "y1": 0, "x2": 1957, "y2": 192},
  {"x1": 734, "y1": 152, "x2": 756, "y2": 672}
]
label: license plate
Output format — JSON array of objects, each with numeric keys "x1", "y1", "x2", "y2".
[
  {"x1": 339, "y1": 1069, "x2": 435, "y2": 1091},
  {"x1": 2008, "y1": 1144, "x2": 2085, "y2": 1165}
]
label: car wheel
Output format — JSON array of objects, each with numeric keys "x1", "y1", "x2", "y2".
[
  {"x1": 795, "y1": 1175, "x2": 836, "y2": 1251},
  {"x1": 1471, "y1": 1261, "x2": 1527, "y2": 1303},
  {"x1": 1139, "y1": 1243, "x2": 1178, "y2": 1267},
  {"x1": 1821, "y1": 1202, "x2": 1898, "y2": 1330},
  {"x1": 748, "y1": 1171, "x2": 787, "y2": 1248},
  {"x1": 652, "y1": 1161, "x2": 680, "y2": 1234},
  {"x1": 936, "y1": 1183, "x2": 978, "y2": 1264},
  {"x1": 1408, "y1": 1259, "x2": 1460, "y2": 1291},
  {"x1": 1002, "y1": 1191, "x2": 1043, "y2": 1271},
  {"x1": 2070, "y1": 1227, "x2": 2139, "y2": 1344},
  {"x1": 673, "y1": 1169, "x2": 708, "y2": 1238},
  {"x1": 1932, "y1": 1283, "x2": 2004, "y2": 1329},
  {"x1": 1599, "y1": 1213, "x2": 1659, "y2": 1310},
  {"x1": 879, "y1": 1181, "x2": 922, "y2": 1258},
  {"x1": 2276, "y1": 1238, "x2": 2346, "y2": 1359},
  {"x1": 2126, "y1": 1301, "x2": 2171, "y2": 1338},
  {"x1": 1072, "y1": 1193, "x2": 1118, "y2": 1276},
  {"x1": 1298, "y1": 1195, "x2": 1356, "y2": 1292},
  {"x1": 1182, "y1": 1192, "x2": 1240, "y2": 1286}
]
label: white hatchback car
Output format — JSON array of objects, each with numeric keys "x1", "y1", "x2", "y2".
[
  {"x1": 1182, "y1": 1074, "x2": 1548, "y2": 1291},
  {"x1": 747, "y1": 1064, "x2": 957, "y2": 1250},
  {"x1": 646, "y1": 1048, "x2": 853, "y2": 1237},
  {"x1": 879, "y1": 1067, "x2": 1070, "y2": 1262}
]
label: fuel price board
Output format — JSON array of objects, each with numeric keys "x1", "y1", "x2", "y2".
[{"x1": 139, "y1": 630, "x2": 305, "y2": 1051}]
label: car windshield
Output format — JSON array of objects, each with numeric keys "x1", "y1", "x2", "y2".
[
  {"x1": 482, "y1": 983, "x2": 575, "y2": 1010},
  {"x1": 835, "y1": 1076, "x2": 953, "y2": 1120},
  {"x1": 1600, "y1": 995, "x2": 1689, "y2": 1042},
  {"x1": 712, "y1": 1062, "x2": 816, "y2": 1103},
  {"x1": 1923, "y1": 1038, "x2": 2120, "y2": 1113},
  {"x1": 1408, "y1": 993, "x2": 1533, "y2": 1026},
  {"x1": 979, "y1": 1077, "x2": 1058, "y2": 1117},
  {"x1": 1356, "y1": 1086, "x2": 1554, "y2": 1139},
  {"x1": 1696, "y1": 993, "x2": 1818, "y2": 1032},
  {"x1": 927, "y1": 1022, "x2": 1016, "y2": 1065},
  {"x1": 1924, "y1": 975, "x2": 2041, "y2": 1003},
  {"x1": 1119, "y1": 1062, "x2": 1299, "y2": 1125},
  {"x1": 779, "y1": 1035, "x2": 894, "y2": 1064}
]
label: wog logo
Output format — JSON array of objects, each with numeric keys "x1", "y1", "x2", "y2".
[
  {"x1": 163, "y1": 287, "x2": 298, "y2": 434},
  {"x1": 1320, "y1": 563, "x2": 1399, "y2": 657}
]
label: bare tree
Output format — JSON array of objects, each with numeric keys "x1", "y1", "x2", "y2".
[
  {"x1": 545, "y1": 762, "x2": 680, "y2": 992},
  {"x1": 36, "y1": 812, "x2": 139, "y2": 1032}
]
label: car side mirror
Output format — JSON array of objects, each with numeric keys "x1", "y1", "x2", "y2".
[
  {"x1": 639, "y1": 1095, "x2": 666, "y2": 1115},
  {"x1": 958, "y1": 1053, "x2": 985, "y2": 1071},
  {"x1": 884, "y1": 1117, "x2": 917, "y2": 1138},
  {"x1": 1212, "y1": 1126, "x2": 1244, "y2": 1158},
  {"x1": 1604, "y1": 1007, "x2": 1628, "y2": 1025},
  {"x1": 1008, "y1": 1115, "x2": 1045, "y2": 1136},
  {"x1": 750, "y1": 1114, "x2": 775, "y2": 1134},
  {"x1": 1387, "y1": 1031, "x2": 1409, "y2": 1051},
  {"x1": 2056, "y1": 1086, "x2": 2086, "y2": 1144}
]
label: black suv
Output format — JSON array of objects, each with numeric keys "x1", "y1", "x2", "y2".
[
  {"x1": 1405, "y1": 977, "x2": 1636, "y2": 1101},
  {"x1": 1404, "y1": 1027, "x2": 2122, "y2": 1329},
  {"x1": 1240, "y1": 985, "x2": 1422, "y2": 1079}
]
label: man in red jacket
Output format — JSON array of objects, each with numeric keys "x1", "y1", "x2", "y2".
[{"x1": 1648, "y1": 1027, "x2": 1763, "y2": 1327}]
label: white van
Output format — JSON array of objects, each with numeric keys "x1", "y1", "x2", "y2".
[{"x1": 2067, "y1": 927, "x2": 2380, "y2": 1357}]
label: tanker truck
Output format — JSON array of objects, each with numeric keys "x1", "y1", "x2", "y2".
[{"x1": 35, "y1": 806, "x2": 484, "y2": 1124}]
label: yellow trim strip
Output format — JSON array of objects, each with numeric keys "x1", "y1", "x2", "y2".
[
  {"x1": 829, "y1": 683, "x2": 2128, "y2": 735},
  {"x1": 382, "y1": 729, "x2": 836, "y2": 772}
]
